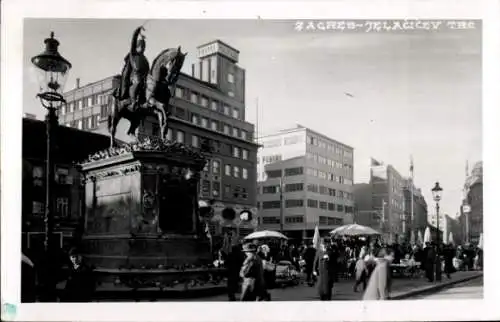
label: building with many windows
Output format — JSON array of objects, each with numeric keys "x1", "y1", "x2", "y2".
[
  {"x1": 257, "y1": 125, "x2": 355, "y2": 240},
  {"x1": 458, "y1": 161, "x2": 483, "y2": 244},
  {"x1": 402, "y1": 178, "x2": 428, "y2": 242},
  {"x1": 368, "y1": 158, "x2": 406, "y2": 243},
  {"x1": 58, "y1": 40, "x2": 259, "y2": 236}
]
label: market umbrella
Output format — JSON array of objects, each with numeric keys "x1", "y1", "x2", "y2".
[
  {"x1": 329, "y1": 224, "x2": 380, "y2": 236},
  {"x1": 410, "y1": 230, "x2": 416, "y2": 245},
  {"x1": 244, "y1": 230, "x2": 288, "y2": 240},
  {"x1": 424, "y1": 227, "x2": 431, "y2": 244},
  {"x1": 312, "y1": 224, "x2": 321, "y2": 249},
  {"x1": 448, "y1": 232, "x2": 454, "y2": 245},
  {"x1": 417, "y1": 230, "x2": 423, "y2": 245},
  {"x1": 478, "y1": 233, "x2": 483, "y2": 249}
]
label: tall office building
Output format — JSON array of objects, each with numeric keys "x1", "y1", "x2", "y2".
[
  {"x1": 257, "y1": 125, "x2": 355, "y2": 240},
  {"x1": 370, "y1": 158, "x2": 405, "y2": 242},
  {"x1": 58, "y1": 40, "x2": 259, "y2": 236}
]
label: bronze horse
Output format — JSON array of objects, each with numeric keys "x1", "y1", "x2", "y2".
[{"x1": 107, "y1": 46, "x2": 186, "y2": 147}]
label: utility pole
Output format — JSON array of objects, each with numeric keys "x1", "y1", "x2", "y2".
[
  {"x1": 279, "y1": 174, "x2": 284, "y2": 233},
  {"x1": 410, "y1": 155, "x2": 414, "y2": 241}
]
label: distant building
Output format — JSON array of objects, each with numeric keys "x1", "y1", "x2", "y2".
[
  {"x1": 369, "y1": 158, "x2": 405, "y2": 243},
  {"x1": 57, "y1": 40, "x2": 259, "y2": 236},
  {"x1": 353, "y1": 183, "x2": 380, "y2": 229},
  {"x1": 402, "y1": 178, "x2": 428, "y2": 241},
  {"x1": 257, "y1": 125, "x2": 354, "y2": 239},
  {"x1": 458, "y1": 161, "x2": 483, "y2": 244},
  {"x1": 22, "y1": 117, "x2": 111, "y2": 259}
]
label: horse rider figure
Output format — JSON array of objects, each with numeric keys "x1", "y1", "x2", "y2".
[{"x1": 118, "y1": 26, "x2": 150, "y2": 111}]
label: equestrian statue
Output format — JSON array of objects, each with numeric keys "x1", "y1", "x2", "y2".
[{"x1": 107, "y1": 26, "x2": 187, "y2": 148}]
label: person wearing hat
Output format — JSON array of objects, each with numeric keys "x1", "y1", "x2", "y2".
[
  {"x1": 313, "y1": 239, "x2": 337, "y2": 300},
  {"x1": 239, "y1": 243, "x2": 266, "y2": 301},
  {"x1": 62, "y1": 248, "x2": 95, "y2": 302}
]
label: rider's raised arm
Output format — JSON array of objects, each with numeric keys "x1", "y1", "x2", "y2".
[{"x1": 130, "y1": 27, "x2": 143, "y2": 55}]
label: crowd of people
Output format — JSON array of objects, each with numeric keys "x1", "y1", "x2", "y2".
[{"x1": 218, "y1": 236, "x2": 484, "y2": 301}]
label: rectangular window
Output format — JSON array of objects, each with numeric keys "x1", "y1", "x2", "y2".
[
  {"x1": 328, "y1": 203, "x2": 335, "y2": 211},
  {"x1": 211, "y1": 120, "x2": 218, "y2": 131},
  {"x1": 307, "y1": 184, "x2": 318, "y2": 193},
  {"x1": 242, "y1": 149, "x2": 249, "y2": 160},
  {"x1": 241, "y1": 130, "x2": 247, "y2": 140},
  {"x1": 191, "y1": 114, "x2": 198, "y2": 125},
  {"x1": 225, "y1": 165, "x2": 231, "y2": 176},
  {"x1": 69, "y1": 102, "x2": 75, "y2": 113},
  {"x1": 232, "y1": 146, "x2": 241, "y2": 158},
  {"x1": 166, "y1": 128, "x2": 172, "y2": 141},
  {"x1": 319, "y1": 201, "x2": 327, "y2": 210},
  {"x1": 212, "y1": 160, "x2": 220, "y2": 174},
  {"x1": 307, "y1": 199, "x2": 318, "y2": 208},
  {"x1": 224, "y1": 104, "x2": 231, "y2": 115},
  {"x1": 285, "y1": 167, "x2": 304, "y2": 176},
  {"x1": 201, "y1": 96, "x2": 208, "y2": 107},
  {"x1": 329, "y1": 188, "x2": 336, "y2": 196},
  {"x1": 77, "y1": 120, "x2": 83, "y2": 129},
  {"x1": 337, "y1": 204, "x2": 344, "y2": 212},
  {"x1": 285, "y1": 199, "x2": 304, "y2": 208},
  {"x1": 319, "y1": 186, "x2": 328, "y2": 195},
  {"x1": 211, "y1": 101, "x2": 218, "y2": 111},
  {"x1": 266, "y1": 170, "x2": 282, "y2": 178},
  {"x1": 228, "y1": 73, "x2": 234, "y2": 83},
  {"x1": 263, "y1": 185, "x2": 278, "y2": 194},
  {"x1": 56, "y1": 197, "x2": 69, "y2": 218},
  {"x1": 223, "y1": 124, "x2": 230, "y2": 135},
  {"x1": 228, "y1": 91, "x2": 235, "y2": 98},
  {"x1": 285, "y1": 183, "x2": 304, "y2": 192},
  {"x1": 190, "y1": 92, "x2": 198, "y2": 104},
  {"x1": 32, "y1": 201, "x2": 44, "y2": 214},
  {"x1": 175, "y1": 87, "x2": 184, "y2": 98},
  {"x1": 212, "y1": 181, "x2": 221, "y2": 198},
  {"x1": 233, "y1": 166, "x2": 240, "y2": 178},
  {"x1": 224, "y1": 184, "x2": 231, "y2": 198},
  {"x1": 55, "y1": 167, "x2": 70, "y2": 184},
  {"x1": 176, "y1": 130, "x2": 184, "y2": 143},
  {"x1": 201, "y1": 180, "x2": 211, "y2": 198},
  {"x1": 87, "y1": 117, "x2": 92, "y2": 129},
  {"x1": 262, "y1": 216, "x2": 281, "y2": 224},
  {"x1": 87, "y1": 96, "x2": 93, "y2": 107},
  {"x1": 232, "y1": 108, "x2": 240, "y2": 119},
  {"x1": 262, "y1": 201, "x2": 281, "y2": 209},
  {"x1": 201, "y1": 118, "x2": 208, "y2": 128},
  {"x1": 191, "y1": 135, "x2": 199, "y2": 148},
  {"x1": 78, "y1": 100, "x2": 83, "y2": 110},
  {"x1": 232, "y1": 127, "x2": 239, "y2": 137},
  {"x1": 285, "y1": 216, "x2": 304, "y2": 224}
]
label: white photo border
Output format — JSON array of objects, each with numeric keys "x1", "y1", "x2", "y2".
[{"x1": 2, "y1": 0, "x2": 499, "y2": 321}]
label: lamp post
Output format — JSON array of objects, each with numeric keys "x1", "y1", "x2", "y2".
[
  {"x1": 431, "y1": 181, "x2": 443, "y2": 282},
  {"x1": 31, "y1": 32, "x2": 72, "y2": 301},
  {"x1": 462, "y1": 204, "x2": 471, "y2": 243}
]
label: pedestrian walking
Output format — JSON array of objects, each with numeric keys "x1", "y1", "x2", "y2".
[
  {"x1": 301, "y1": 243, "x2": 317, "y2": 286},
  {"x1": 362, "y1": 247, "x2": 394, "y2": 300},
  {"x1": 313, "y1": 240, "x2": 336, "y2": 301},
  {"x1": 353, "y1": 246, "x2": 368, "y2": 292},
  {"x1": 226, "y1": 244, "x2": 244, "y2": 301},
  {"x1": 424, "y1": 242, "x2": 436, "y2": 282},
  {"x1": 239, "y1": 243, "x2": 266, "y2": 301}
]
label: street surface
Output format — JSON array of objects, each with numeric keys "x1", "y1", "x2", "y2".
[
  {"x1": 166, "y1": 271, "x2": 481, "y2": 302},
  {"x1": 412, "y1": 276, "x2": 483, "y2": 300}
]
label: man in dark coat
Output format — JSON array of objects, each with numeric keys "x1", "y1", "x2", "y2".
[
  {"x1": 363, "y1": 247, "x2": 394, "y2": 300},
  {"x1": 302, "y1": 243, "x2": 317, "y2": 286},
  {"x1": 239, "y1": 243, "x2": 266, "y2": 301},
  {"x1": 443, "y1": 244, "x2": 455, "y2": 279},
  {"x1": 424, "y1": 242, "x2": 436, "y2": 282},
  {"x1": 61, "y1": 248, "x2": 96, "y2": 302},
  {"x1": 313, "y1": 240, "x2": 336, "y2": 300},
  {"x1": 226, "y1": 244, "x2": 244, "y2": 301}
]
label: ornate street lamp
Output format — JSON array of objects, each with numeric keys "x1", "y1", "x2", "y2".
[
  {"x1": 431, "y1": 181, "x2": 443, "y2": 281},
  {"x1": 31, "y1": 31, "x2": 72, "y2": 301}
]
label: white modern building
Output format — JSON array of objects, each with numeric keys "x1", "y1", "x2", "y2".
[{"x1": 256, "y1": 125, "x2": 354, "y2": 239}]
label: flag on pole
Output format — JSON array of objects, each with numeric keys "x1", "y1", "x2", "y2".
[{"x1": 312, "y1": 224, "x2": 321, "y2": 249}]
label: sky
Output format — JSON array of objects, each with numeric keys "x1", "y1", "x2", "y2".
[{"x1": 23, "y1": 19, "x2": 482, "y2": 218}]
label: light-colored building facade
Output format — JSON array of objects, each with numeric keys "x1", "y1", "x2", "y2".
[
  {"x1": 58, "y1": 40, "x2": 259, "y2": 236},
  {"x1": 370, "y1": 159, "x2": 405, "y2": 243},
  {"x1": 402, "y1": 178, "x2": 428, "y2": 242},
  {"x1": 257, "y1": 125, "x2": 354, "y2": 239},
  {"x1": 458, "y1": 161, "x2": 483, "y2": 244}
]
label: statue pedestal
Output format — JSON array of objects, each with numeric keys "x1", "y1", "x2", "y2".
[{"x1": 79, "y1": 140, "x2": 225, "y2": 298}]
